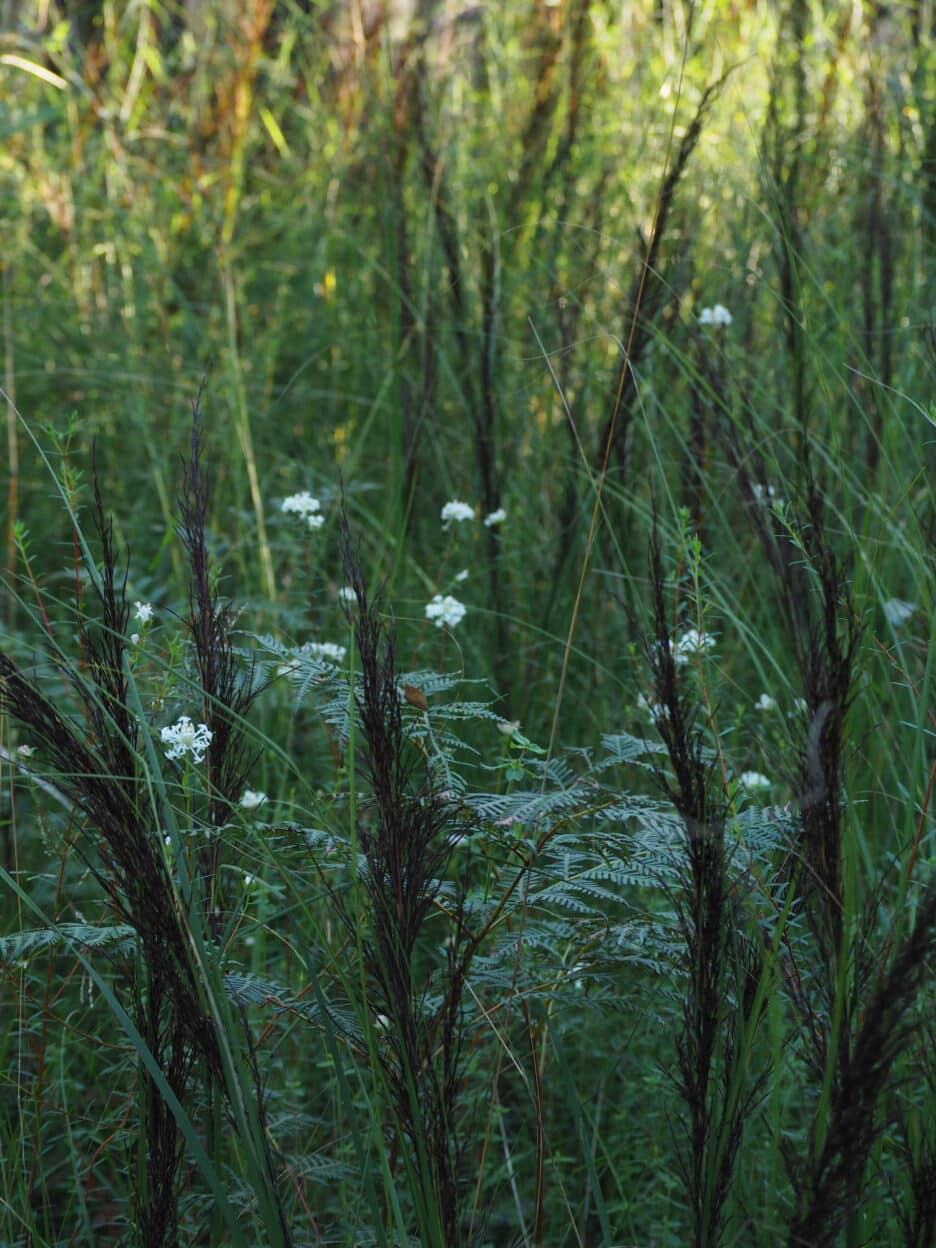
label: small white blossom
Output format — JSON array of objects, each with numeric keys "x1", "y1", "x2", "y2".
[
  {"x1": 883, "y1": 598, "x2": 917, "y2": 627},
  {"x1": 425, "y1": 594, "x2": 466, "y2": 629},
  {"x1": 306, "y1": 512, "x2": 325, "y2": 530},
  {"x1": 240, "y1": 789, "x2": 268, "y2": 810},
  {"x1": 337, "y1": 586, "x2": 356, "y2": 603},
  {"x1": 16, "y1": 744, "x2": 35, "y2": 759},
  {"x1": 160, "y1": 715, "x2": 213, "y2": 764},
  {"x1": 282, "y1": 491, "x2": 322, "y2": 519},
  {"x1": 243, "y1": 875, "x2": 254, "y2": 887},
  {"x1": 303, "y1": 641, "x2": 347, "y2": 664},
  {"x1": 739, "y1": 771, "x2": 771, "y2": 790},
  {"x1": 497, "y1": 719, "x2": 521, "y2": 736},
  {"x1": 698, "y1": 303, "x2": 733, "y2": 326},
  {"x1": 454, "y1": 568, "x2": 469, "y2": 583},
  {"x1": 483, "y1": 507, "x2": 507, "y2": 528},
  {"x1": 755, "y1": 693, "x2": 777, "y2": 712},
  {"x1": 752, "y1": 483, "x2": 784, "y2": 507},
  {"x1": 674, "y1": 629, "x2": 716, "y2": 664},
  {"x1": 441, "y1": 499, "x2": 474, "y2": 527},
  {"x1": 133, "y1": 601, "x2": 154, "y2": 624},
  {"x1": 130, "y1": 632, "x2": 141, "y2": 645}
]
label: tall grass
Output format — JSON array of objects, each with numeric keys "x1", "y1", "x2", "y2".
[{"x1": 1, "y1": 0, "x2": 934, "y2": 1244}]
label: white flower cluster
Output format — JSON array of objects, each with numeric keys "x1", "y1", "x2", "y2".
[
  {"x1": 337, "y1": 586, "x2": 356, "y2": 603},
  {"x1": 134, "y1": 601, "x2": 155, "y2": 624},
  {"x1": 441, "y1": 499, "x2": 475, "y2": 526},
  {"x1": 755, "y1": 693, "x2": 777, "y2": 712},
  {"x1": 673, "y1": 629, "x2": 715, "y2": 664},
  {"x1": 277, "y1": 641, "x2": 347, "y2": 673},
  {"x1": 738, "y1": 771, "x2": 771, "y2": 791},
  {"x1": 752, "y1": 483, "x2": 784, "y2": 507},
  {"x1": 160, "y1": 715, "x2": 212, "y2": 764},
  {"x1": 883, "y1": 598, "x2": 916, "y2": 627},
  {"x1": 440, "y1": 499, "x2": 508, "y2": 530},
  {"x1": 698, "y1": 304, "x2": 733, "y2": 326},
  {"x1": 304, "y1": 641, "x2": 347, "y2": 663},
  {"x1": 240, "y1": 789, "x2": 268, "y2": 810},
  {"x1": 282, "y1": 491, "x2": 325, "y2": 530},
  {"x1": 425, "y1": 594, "x2": 466, "y2": 629}
]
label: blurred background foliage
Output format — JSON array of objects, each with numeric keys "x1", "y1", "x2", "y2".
[{"x1": 2, "y1": 0, "x2": 931, "y2": 738}]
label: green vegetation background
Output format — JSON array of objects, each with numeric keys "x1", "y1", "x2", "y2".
[{"x1": 0, "y1": 1, "x2": 933, "y2": 1245}]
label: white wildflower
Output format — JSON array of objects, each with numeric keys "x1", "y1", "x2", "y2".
[
  {"x1": 454, "y1": 568, "x2": 469, "y2": 583},
  {"x1": 425, "y1": 594, "x2": 466, "y2": 629},
  {"x1": 160, "y1": 715, "x2": 213, "y2": 764},
  {"x1": 306, "y1": 512, "x2": 325, "y2": 530},
  {"x1": 497, "y1": 719, "x2": 521, "y2": 736},
  {"x1": 883, "y1": 598, "x2": 916, "y2": 627},
  {"x1": 240, "y1": 789, "x2": 268, "y2": 810},
  {"x1": 698, "y1": 303, "x2": 733, "y2": 326},
  {"x1": 337, "y1": 586, "x2": 356, "y2": 603},
  {"x1": 674, "y1": 629, "x2": 716, "y2": 664},
  {"x1": 441, "y1": 499, "x2": 474, "y2": 527},
  {"x1": 483, "y1": 507, "x2": 507, "y2": 528},
  {"x1": 130, "y1": 633, "x2": 141, "y2": 645},
  {"x1": 133, "y1": 601, "x2": 154, "y2": 624},
  {"x1": 303, "y1": 641, "x2": 346, "y2": 664},
  {"x1": 16, "y1": 744, "x2": 35, "y2": 759},
  {"x1": 738, "y1": 771, "x2": 771, "y2": 790},
  {"x1": 755, "y1": 693, "x2": 777, "y2": 712},
  {"x1": 282, "y1": 491, "x2": 322, "y2": 520},
  {"x1": 243, "y1": 875, "x2": 254, "y2": 888},
  {"x1": 752, "y1": 483, "x2": 784, "y2": 507}
]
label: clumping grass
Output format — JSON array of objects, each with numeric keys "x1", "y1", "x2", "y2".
[{"x1": 1, "y1": 2, "x2": 934, "y2": 1245}]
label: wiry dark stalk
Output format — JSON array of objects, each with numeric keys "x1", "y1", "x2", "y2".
[
  {"x1": 645, "y1": 522, "x2": 766, "y2": 1248},
  {"x1": 596, "y1": 69, "x2": 731, "y2": 478},
  {"x1": 174, "y1": 395, "x2": 291, "y2": 1243},
  {"x1": 894, "y1": 1021, "x2": 936, "y2": 1248},
  {"x1": 788, "y1": 890, "x2": 936, "y2": 1247},
  {"x1": 730, "y1": 453, "x2": 860, "y2": 965},
  {"x1": 176, "y1": 393, "x2": 259, "y2": 898},
  {"x1": 389, "y1": 18, "x2": 433, "y2": 518},
  {"x1": 731, "y1": 452, "x2": 932, "y2": 1238},
  {"x1": 0, "y1": 483, "x2": 223, "y2": 1247},
  {"x1": 857, "y1": 54, "x2": 895, "y2": 477},
  {"x1": 339, "y1": 515, "x2": 470, "y2": 1247},
  {"x1": 408, "y1": 30, "x2": 510, "y2": 697},
  {"x1": 785, "y1": 482, "x2": 860, "y2": 968},
  {"x1": 764, "y1": 0, "x2": 810, "y2": 451}
]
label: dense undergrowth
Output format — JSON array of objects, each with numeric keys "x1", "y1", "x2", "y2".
[{"x1": 1, "y1": 1, "x2": 934, "y2": 1245}]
